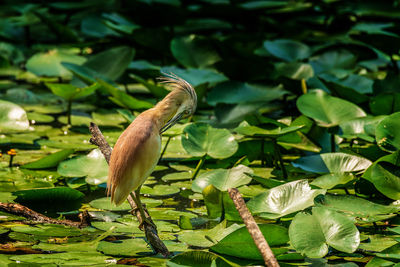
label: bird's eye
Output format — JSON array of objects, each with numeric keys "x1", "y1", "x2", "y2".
[{"x1": 184, "y1": 110, "x2": 190, "y2": 115}]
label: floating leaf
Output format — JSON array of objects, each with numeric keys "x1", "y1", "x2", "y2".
[
  {"x1": 375, "y1": 112, "x2": 400, "y2": 152},
  {"x1": 57, "y1": 149, "x2": 108, "y2": 185},
  {"x1": 234, "y1": 121, "x2": 303, "y2": 138},
  {"x1": 22, "y1": 149, "x2": 74, "y2": 170},
  {"x1": 45, "y1": 82, "x2": 100, "y2": 100},
  {"x1": 311, "y1": 173, "x2": 356, "y2": 189},
  {"x1": 192, "y1": 165, "x2": 253, "y2": 193},
  {"x1": 297, "y1": 89, "x2": 367, "y2": 127},
  {"x1": 292, "y1": 152, "x2": 372, "y2": 174},
  {"x1": 211, "y1": 224, "x2": 289, "y2": 260},
  {"x1": 207, "y1": 81, "x2": 286, "y2": 106},
  {"x1": 264, "y1": 39, "x2": 311, "y2": 62},
  {"x1": 0, "y1": 100, "x2": 29, "y2": 132},
  {"x1": 181, "y1": 123, "x2": 238, "y2": 159},
  {"x1": 171, "y1": 35, "x2": 221, "y2": 68},
  {"x1": 247, "y1": 180, "x2": 326, "y2": 219},
  {"x1": 167, "y1": 251, "x2": 233, "y2": 267},
  {"x1": 97, "y1": 238, "x2": 152, "y2": 257},
  {"x1": 275, "y1": 62, "x2": 314, "y2": 80},
  {"x1": 289, "y1": 207, "x2": 360, "y2": 258}
]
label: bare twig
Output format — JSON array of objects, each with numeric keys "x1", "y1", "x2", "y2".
[
  {"x1": 228, "y1": 188, "x2": 279, "y2": 267},
  {"x1": 89, "y1": 122, "x2": 170, "y2": 257},
  {"x1": 0, "y1": 202, "x2": 90, "y2": 228}
]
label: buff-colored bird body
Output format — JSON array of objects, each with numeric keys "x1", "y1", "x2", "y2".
[{"x1": 108, "y1": 76, "x2": 196, "y2": 206}]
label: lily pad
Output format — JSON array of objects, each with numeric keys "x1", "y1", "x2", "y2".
[
  {"x1": 181, "y1": 123, "x2": 238, "y2": 159},
  {"x1": 289, "y1": 207, "x2": 360, "y2": 258},
  {"x1": 192, "y1": 165, "x2": 253, "y2": 193},
  {"x1": 292, "y1": 152, "x2": 372, "y2": 174},
  {"x1": 9, "y1": 252, "x2": 112, "y2": 266},
  {"x1": 297, "y1": 89, "x2": 366, "y2": 127},
  {"x1": 22, "y1": 149, "x2": 74, "y2": 170},
  {"x1": 234, "y1": 121, "x2": 303, "y2": 138},
  {"x1": 375, "y1": 112, "x2": 400, "y2": 152},
  {"x1": 263, "y1": 39, "x2": 311, "y2": 62},
  {"x1": 57, "y1": 149, "x2": 108, "y2": 185},
  {"x1": 0, "y1": 100, "x2": 29, "y2": 132},
  {"x1": 211, "y1": 224, "x2": 289, "y2": 260},
  {"x1": 97, "y1": 238, "x2": 152, "y2": 257},
  {"x1": 247, "y1": 180, "x2": 326, "y2": 219}
]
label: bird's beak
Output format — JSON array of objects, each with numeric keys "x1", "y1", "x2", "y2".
[{"x1": 160, "y1": 112, "x2": 183, "y2": 133}]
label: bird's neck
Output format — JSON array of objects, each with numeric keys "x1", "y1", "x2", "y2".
[{"x1": 151, "y1": 96, "x2": 180, "y2": 131}]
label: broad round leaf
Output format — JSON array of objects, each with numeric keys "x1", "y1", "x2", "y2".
[
  {"x1": 171, "y1": 35, "x2": 221, "y2": 68},
  {"x1": 207, "y1": 81, "x2": 287, "y2": 106},
  {"x1": 192, "y1": 165, "x2": 253, "y2": 192},
  {"x1": 211, "y1": 224, "x2": 289, "y2": 260},
  {"x1": 57, "y1": 149, "x2": 108, "y2": 185},
  {"x1": 247, "y1": 180, "x2": 326, "y2": 219},
  {"x1": 234, "y1": 121, "x2": 304, "y2": 138},
  {"x1": 376, "y1": 112, "x2": 400, "y2": 152},
  {"x1": 370, "y1": 162, "x2": 400, "y2": 200},
  {"x1": 181, "y1": 123, "x2": 238, "y2": 159},
  {"x1": 264, "y1": 39, "x2": 311, "y2": 62},
  {"x1": 45, "y1": 83, "x2": 99, "y2": 100},
  {"x1": 22, "y1": 149, "x2": 75, "y2": 170},
  {"x1": 26, "y1": 49, "x2": 86, "y2": 78},
  {"x1": 97, "y1": 239, "x2": 152, "y2": 257},
  {"x1": 311, "y1": 173, "x2": 355, "y2": 189},
  {"x1": 275, "y1": 62, "x2": 314, "y2": 80},
  {"x1": 292, "y1": 152, "x2": 372, "y2": 174},
  {"x1": 297, "y1": 89, "x2": 366, "y2": 127},
  {"x1": 161, "y1": 66, "x2": 228, "y2": 87},
  {"x1": 0, "y1": 100, "x2": 29, "y2": 132},
  {"x1": 315, "y1": 194, "x2": 400, "y2": 222},
  {"x1": 289, "y1": 207, "x2": 360, "y2": 258},
  {"x1": 167, "y1": 251, "x2": 232, "y2": 267}
]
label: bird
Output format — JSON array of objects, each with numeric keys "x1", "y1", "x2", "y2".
[{"x1": 107, "y1": 74, "x2": 197, "y2": 226}]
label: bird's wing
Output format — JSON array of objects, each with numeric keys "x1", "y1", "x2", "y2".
[{"x1": 108, "y1": 118, "x2": 161, "y2": 206}]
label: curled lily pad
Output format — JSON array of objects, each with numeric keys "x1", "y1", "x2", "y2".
[
  {"x1": 181, "y1": 123, "x2": 238, "y2": 159},
  {"x1": 292, "y1": 152, "x2": 372, "y2": 174},
  {"x1": 57, "y1": 149, "x2": 108, "y2": 185},
  {"x1": 297, "y1": 89, "x2": 366, "y2": 127},
  {"x1": 234, "y1": 121, "x2": 303, "y2": 138},
  {"x1": 289, "y1": 207, "x2": 360, "y2": 258},
  {"x1": 192, "y1": 165, "x2": 253, "y2": 193},
  {"x1": 0, "y1": 100, "x2": 29, "y2": 132},
  {"x1": 247, "y1": 180, "x2": 326, "y2": 219},
  {"x1": 375, "y1": 112, "x2": 400, "y2": 152}
]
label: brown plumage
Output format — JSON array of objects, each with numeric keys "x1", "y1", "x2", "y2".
[{"x1": 107, "y1": 75, "x2": 197, "y2": 206}]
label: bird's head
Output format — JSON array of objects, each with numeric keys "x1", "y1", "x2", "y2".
[{"x1": 159, "y1": 74, "x2": 197, "y2": 133}]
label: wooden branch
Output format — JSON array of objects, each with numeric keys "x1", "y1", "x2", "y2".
[
  {"x1": 0, "y1": 202, "x2": 90, "y2": 228},
  {"x1": 89, "y1": 122, "x2": 170, "y2": 257},
  {"x1": 228, "y1": 188, "x2": 279, "y2": 267}
]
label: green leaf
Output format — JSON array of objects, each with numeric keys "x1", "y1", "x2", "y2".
[
  {"x1": 247, "y1": 180, "x2": 326, "y2": 219},
  {"x1": 289, "y1": 207, "x2": 360, "y2": 258},
  {"x1": 22, "y1": 149, "x2": 74, "y2": 170},
  {"x1": 311, "y1": 173, "x2": 356, "y2": 189},
  {"x1": 45, "y1": 82, "x2": 100, "y2": 100},
  {"x1": 141, "y1": 184, "x2": 181, "y2": 196},
  {"x1": 161, "y1": 66, "x2": 228, "y2": 87},
  {"x1": 10, "y1": 224, "x2": 84, "y2": 237},
  {"x1": 202, "y1": 185, "x2": 223, "y2": 219},
  {"x1": 211, "y1": 224, "x2": 289, "y2": 260},
  {"x1": 171, "y1": 35, "x2": 221, "y2": 68},
  {"x1": 234, "y1": 121, "x2": 303, "y2": 138},
  {"x1": 57, "y1": 149, "x2": 108, "y2": 185},
  {"x1": 178, "y1": 220, "x2": 241, "y2": 248},
  {"x1": 0, "y1": 100, "x2": 29, "y2": 132},
  {"x1": 181, "y1": 123, "x2": 238, "y2": 159},
  {"x1": 9, "y1": 252, "x2": 111, "y2": 266},
  {"x1": 310, "y1": 49, "x2": 357, "y2": 78},
  {"x1": 192, "y1": 165, "x2": 253, "y2": 192},
  {"x1": 13, "y1": 187, "x2": 84, "y2": 214},
  {"x1": 207, "y1": 81, "x2": 287, "y2": 106},
  {"x1": 263, "y1": 39, "x2": 311, "y2": 62},
  {"x1": 297, "y1": 89, "x2": 367, "y2": 127},
  {"x1": 97, "y1": 238, "x2": 152, "y2": 257},
  {"x1": 376, "y1": 112, "x2": 400, "y2": 152},
  {"x1": 340, "y1": 115, "x2": 386, "y2": 142},
  {"x1": 167, "y1": 251, "x2": 233, "y2": 267},
  {"x1": 98, "y1": 79, "x2": 153, "y2": 109},
  {"x1": 314, "y1": 194, "x2": 400, "y2": 222},
  {"x1": 26, "y1": 49, "x2": 86, "y2": 78},
  {"x1": 275, "y1": 62, "x2": 314, "y2": 80},
  {"x1": 84, "y1": 46, "x2": 135, "y2": 80},
  {"x1": 292, "y1": 152, "x2": 372, "y2": 174},
  {"x1": 369, "y1": 162, "x2": 400, "y2": 200}
]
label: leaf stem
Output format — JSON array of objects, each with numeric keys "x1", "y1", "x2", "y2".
[
  {"x1": 191, "y1": 155, "x2": 206, "y2": 180},
  {"x1": 273, "y1": 139, "x2": 288, "y2": 179},
  {"x1": 67, "y1": 100, "x2": 72, "y2": 126},
  {"x1": 301, "y1": 79, "x2": 307, "y2": 94},
  {"x1": 331, "y1": 133, "x2": 336, "y2": 152},
  {"x1": 160, "y1": 136, "x2": 171, "y2": 159}
]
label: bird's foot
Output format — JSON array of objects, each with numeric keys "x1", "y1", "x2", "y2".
[{"x1": 139, "y1": 217, "x2": 157, "y2": 230}]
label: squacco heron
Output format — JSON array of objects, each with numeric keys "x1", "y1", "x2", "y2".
[{"x1": 107, "y1": 74, "x2": 197, "y2": 226}]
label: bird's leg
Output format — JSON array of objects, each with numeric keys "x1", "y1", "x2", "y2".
[{"x1": 129, "y1": 189, "x2": 156, "y2": 230}]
